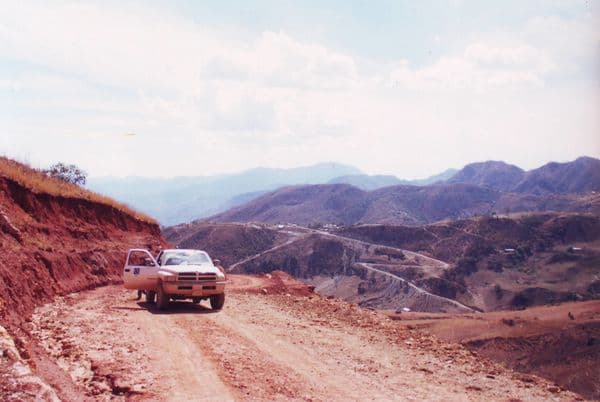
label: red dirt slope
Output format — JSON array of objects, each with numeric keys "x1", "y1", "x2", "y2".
[
  {"x1": 390, "y1": 300, "x2": 600, "y2": 399},
  {"x1": 0, "y1": 159, "x2": 166, "y2": 400},
  {"x1": 0, "y1": 175, "x2": 165, "y2": 327}
]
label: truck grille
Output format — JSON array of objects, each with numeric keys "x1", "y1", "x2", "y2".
[
  {"x1": 177, "y1": 272, "x2": 217, "y2": 282},
  {"x1": 198, "y1": 273, "x2": 217, "y2": 281}
]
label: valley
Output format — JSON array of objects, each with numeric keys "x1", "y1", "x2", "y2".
[
  {"x1": 167, "y1": 222, "x2": 474, "y2": 313},
  {"x1": 165, "y1": 213, "x2": 600, "y2": 313}
]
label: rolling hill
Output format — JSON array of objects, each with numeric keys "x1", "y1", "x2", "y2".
[
  {"x1": 446, "y1": 161, "x2": 525, "y2": 191},
  {"x1": 447, "y1": 156, "x2": 600, "y2": 194},
  {"x1": 327, "y1": 168, "x2": 458, "y2": 190},
  {"x1": 207, "y1": 182, "x2": 600, "y2": 226},
  {"x1": 205, "y1": 156, "x2": 600, "y2": 226},
  {"x1": 327, "y1": 174, "x2": 403, "y2": 190},
  {"x1": 338, "y1": 213, "x2": 600, "y2": 309},
  {"x1": 514, "y1": 156, "x2": 600, "y2": 194},
  {"x1": 166, "y1": 212, "x2": 600, "y2": 313}
]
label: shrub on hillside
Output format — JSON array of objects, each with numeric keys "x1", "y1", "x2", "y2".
[
  {"x1": 44, "y1": 163, "x2": 87, "y2": 185},
  {"x1": 464, "y1": 241, "x2": 495, "y2": 259},
  {"x1": 547, "y1": 251, "x2": 580, "y2": 264},
  {"x1": 374, "y1": 247, "x2": 405, "y2": 260},
  {"x1": 443, "y1": 256, "x2": 478, "y2": 287},
  {"x1": 486, "y1": 256, "x2": 504, "y2": 272}
]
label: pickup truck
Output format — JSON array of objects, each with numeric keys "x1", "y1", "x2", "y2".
[{"x1": 123, "y1": 248, "x2": 226, "y2": 310}]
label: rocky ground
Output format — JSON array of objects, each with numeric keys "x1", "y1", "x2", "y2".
[{"x1": 18, "y1": 273, "x2": 581, "y2": 401}]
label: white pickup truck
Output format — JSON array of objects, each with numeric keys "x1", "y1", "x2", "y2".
[{"x1": 123, "y1": 248, "x2": 226, "y2": 310}]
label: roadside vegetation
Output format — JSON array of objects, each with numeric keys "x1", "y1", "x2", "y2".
[{"x1": 0, "y1": 156, "x2": 155, "y2": 224}]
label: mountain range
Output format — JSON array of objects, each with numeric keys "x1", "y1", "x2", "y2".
[
  {"x1": 88, "y1": 156, "x2": 599, "y2": 225},
  {"x1": 327, "y1": 168, "x2": 458, "y2": 190},
  {"x1": 447, "y1": 156, "x2": 600, "y2": 194},
  {"x1": 207, "y1": 156, "x2": 600, "y2": 226},
  {"x1": 207, "y1": 183, "x2": 600, "y2": 226},
  {"x1": 87, "y1": 162, "x2": 457, "y2": 225},
  {"x1": 88, "y1": 162, "x2": 360, "y2": 225}
]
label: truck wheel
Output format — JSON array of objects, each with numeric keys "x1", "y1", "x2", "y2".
[
  {"x1": 210, "y1": 293, "x2": 225, "y2": 310},
  {"x1": 156, "y1": 285, "x2": 170, "y2": 310},
  {"x1": 192, "y1": 297, "x2": 201, "y2": 304},
  {"x1": 146, "y1": 291, "x2": 156, "y2": 304}
]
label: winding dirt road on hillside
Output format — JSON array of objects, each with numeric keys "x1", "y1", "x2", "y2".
[
  {"x1": 356, "y1": 263, "x2": 475, "y2": 313},
  {"x1": 227, "y1": 227, "x2": 469, "y2": 313},
  {"x1": 29, "y1": 274, "x2": 575, "y2": 401},
  {"x1": 227, "y1": 232, "x2": 303, "y2": 272}
]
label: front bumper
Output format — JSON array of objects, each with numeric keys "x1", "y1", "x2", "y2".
[{"x1": 163, "y1": 280, "x2": 226, "y2": 297}]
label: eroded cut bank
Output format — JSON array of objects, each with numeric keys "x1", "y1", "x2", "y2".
[{"x1": 0, "y1": 161, "x2": 167, "y2": 400}]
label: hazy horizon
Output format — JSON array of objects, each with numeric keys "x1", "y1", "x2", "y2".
[
  {"x1": 83, "y1": 155, "x2": 595, "y2": 180},
  {"x1": 2, "y1": 1, "x2": 599, "y2": 179}
]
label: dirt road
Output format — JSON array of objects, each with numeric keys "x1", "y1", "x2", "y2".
[
  {"x1": 30, "y1": 274, "x2": 576, "y2": 401},
  {"x1": 356, "y1": 263, "x2": 475, "y2": 313}
]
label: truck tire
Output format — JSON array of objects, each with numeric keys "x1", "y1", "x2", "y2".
[
  {"x1": 210, "y1": 293, "x2": 225, "y2": 310},
  {"x1": 156, "y1": 284, "x2": 170, "y2": 310},
  {"x1": 145, "y1": 291, "x2": 156, "y2": 304}
]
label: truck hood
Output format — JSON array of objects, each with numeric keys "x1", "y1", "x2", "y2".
[{"x1": 159, "y1": 264, "x2": 221, "y2": 274}]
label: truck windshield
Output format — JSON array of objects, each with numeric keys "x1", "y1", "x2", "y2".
[{"x1": 162, "y1": 251, "x2": 210, "y2": 266}]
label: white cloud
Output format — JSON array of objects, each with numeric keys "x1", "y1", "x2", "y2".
[
  {"x1": 464, "y1": 43, "x2": 555, "y2": 71},
  {"x1": 388, "y1": 11, "x2": 599, "y2": 93},
  {"x1": 0, "y1": 1, "x2": 598, "y2": 178},
  {"x1": 389, "y1": 41, "x2": 555, "y2": 91},
  {"x1": 252, "y1": 31, "x2": 359, "y2": 89},
  {"x1": 0, "y1": 3, "x2": 359, "y2": 93}
]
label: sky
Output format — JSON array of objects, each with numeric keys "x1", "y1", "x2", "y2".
[{"x1": 1, "y1": 0, "x2": 599, "y2": 179}]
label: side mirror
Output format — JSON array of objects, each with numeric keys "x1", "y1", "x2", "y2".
[{"x1": 213, "y1": 259, "x2": 221, "y2": 266}]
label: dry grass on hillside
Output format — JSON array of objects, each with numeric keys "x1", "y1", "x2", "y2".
[{"x1": 0, "y1": 157, "x2": 156, "y2": 224}]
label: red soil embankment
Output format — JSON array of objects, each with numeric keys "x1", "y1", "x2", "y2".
[
  {"x1": 0, "y1": 174, "x2": 166, "y2": 399},
  {"x1": 0, "y1": 176, "x2": 166, "y2": 327}
]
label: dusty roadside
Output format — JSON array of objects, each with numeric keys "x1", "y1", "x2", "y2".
[
  {"x1": 388, "y1": 301, "x2": 600, "y2": 399},
  {"x1": 29, "y1": 273, "x2": 580, "y2": 401}
]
